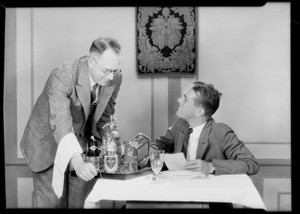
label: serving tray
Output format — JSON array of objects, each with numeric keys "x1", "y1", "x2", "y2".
[{"x1": 70, "y1": 167, "x2": 153, "y2": 180}]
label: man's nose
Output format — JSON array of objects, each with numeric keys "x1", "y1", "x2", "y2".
[
  {"x1": 107, "y1": 72, "x2": 114, "y2": 80},
  {"x1": 178, "y1": 97, "x2": 182, "y2": 103}
]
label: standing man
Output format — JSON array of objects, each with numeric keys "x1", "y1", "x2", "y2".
[
  {"x1": 151, "y1": 81, "x2": 259, "y2": 175},
  {"x1": 20, "y1": 37, "x2": 122, "y2": 208}
]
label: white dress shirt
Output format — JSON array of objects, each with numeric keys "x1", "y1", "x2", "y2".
[{"x1": 186, "y1": 122, "x2": 206, "y2": 161}]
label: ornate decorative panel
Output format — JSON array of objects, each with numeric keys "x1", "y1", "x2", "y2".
[{"x1": 136, "y1": 7, "x2": 196, "y2": 76}]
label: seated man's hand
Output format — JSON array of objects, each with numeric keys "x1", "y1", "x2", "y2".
[
  {"x1": 184, "y1": 159, "x2": 215, "y2": 174},
  {"x1": 71, "y1": 155, "x2": 98, "y2": 181}
]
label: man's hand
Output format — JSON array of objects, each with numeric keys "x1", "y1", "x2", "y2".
[
  {"x1": 71, "y1": 155, "x2": 98, "y2": 181},
  {"x1": 184, "y1": 159, "x2": 215, "y2": 174}
]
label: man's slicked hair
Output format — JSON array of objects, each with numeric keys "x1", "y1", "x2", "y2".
[{"x1": 191, "y1": 81, "x2": 223, "y2": 117}]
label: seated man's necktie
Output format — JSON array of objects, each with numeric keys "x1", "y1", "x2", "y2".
[{"x1": 182, "y1": 127, "x2": 193, "y2": 158}]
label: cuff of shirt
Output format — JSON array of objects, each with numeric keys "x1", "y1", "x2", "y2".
[{"x1": 208, "y1": 159, "x2": 216, "y2": 174}]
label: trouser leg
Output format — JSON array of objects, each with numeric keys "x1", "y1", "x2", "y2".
[
  {"x1": 32, "y1": 165, "x2": 68, "y2": 208},
  {"x1": 67, "y1": 167, "x2": 97, "y2": 208}
]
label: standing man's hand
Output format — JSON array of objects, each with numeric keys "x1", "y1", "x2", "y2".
[
  {"x1": 184, "y1": 159, "x2": 215, "y2": 174},
  {"x1": 71, "y1": 155, "x2": 97, "y2": 181}
]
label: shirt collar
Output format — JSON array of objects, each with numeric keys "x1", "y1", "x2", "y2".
[
  {"x1": 191, "y1": 122, "x2": 206, "y2": 133},
  {"x1": 88, "y1": 74, "x2": 96, "y2": 91}
]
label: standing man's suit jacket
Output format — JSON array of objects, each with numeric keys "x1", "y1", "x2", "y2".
[
  {"x1": 154, "y1": 117, "x2": 259, "y2": 175},
  {"x1": 20, "y1": 55, "x2": 122, "y2": 172}
]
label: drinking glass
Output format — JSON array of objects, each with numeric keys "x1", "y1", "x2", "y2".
[{"x1": 149, "y1": 149, "x2": 164, "y2": 181}]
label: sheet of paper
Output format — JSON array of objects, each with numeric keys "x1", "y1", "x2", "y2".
[{"x1": 164, "y1": 152, "x2": 187, "y2": 171}]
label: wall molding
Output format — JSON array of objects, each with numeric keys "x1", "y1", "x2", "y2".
[
  {"x1": 17, "y1": 177, "x2": 34, "y2": 208},
  {"x1": 263, "y1": 178, "x2": 291, "y2": 211},
  {"x1": 244, "y1": 142, "x2": 290, "y2": 160},
  {"x1": 257, "y1": 159, "x2": 290, "y2": 166},
  {"x1": 277, "y1": 192, "x2": 291, "y2": 211},
  {"x1": 244, "y1": 141, "x2": 290, "y2": 144}
]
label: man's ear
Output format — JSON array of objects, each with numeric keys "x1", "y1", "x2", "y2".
[{"x1": 195, "y1": 107, "x2": 205, "y2": 117}]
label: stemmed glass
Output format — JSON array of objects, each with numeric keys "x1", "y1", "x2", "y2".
[{"x1": 149, "y1": 148, "x2": 165, "y2": 181}]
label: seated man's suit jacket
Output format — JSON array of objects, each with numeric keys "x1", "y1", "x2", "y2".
[
  {"x1": 154, "y1": 118, "x2": 259, "y2": 175},
  {"x1": 20, "y1": 55, "x2": 122, "y2": 172}
]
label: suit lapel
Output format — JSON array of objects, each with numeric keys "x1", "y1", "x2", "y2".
[
  {"x1": 175, "y1": 124, "x2": 190, "y2": 153},
  {"x1": 75, "y1": 60, "x2": 91, "y2": 122},
  {"x1": 196, "y1": 118, "x2": 213, "y2": 160}
]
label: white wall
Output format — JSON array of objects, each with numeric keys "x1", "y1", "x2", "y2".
[
  {"x1": 31, "y1": 7, "x2": 152, "y2": 142},
  {"x1": 198, "y1": 3, "x2": 290, "y2": 143},
  {"x1": 15, "y1": 3, "x2": 290, "y2": 160}
]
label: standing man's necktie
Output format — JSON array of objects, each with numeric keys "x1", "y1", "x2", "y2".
[
  {"x1": 182, "y1": 127, "x2": 193, "y2": 158},
  {"x1": 91, "y1": 83, "x2": 98, "y2": 103}
]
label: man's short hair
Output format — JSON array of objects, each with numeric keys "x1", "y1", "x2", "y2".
[
  {"x1": 89, "y1": 37, "x2": 121, "y2": 55},
  {"x1": 191, "y1": 81, "x2": 223, "y2": 117}
]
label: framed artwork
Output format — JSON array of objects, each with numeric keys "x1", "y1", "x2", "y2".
[{"x1": 136, "y1": 7, "x2": 196, "y2": 77}]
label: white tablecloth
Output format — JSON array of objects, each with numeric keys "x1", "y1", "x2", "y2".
[{"x1": 84, "y1": 172, "x2": 265, "y2": 210}]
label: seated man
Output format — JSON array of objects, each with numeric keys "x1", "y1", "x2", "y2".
[{"x1": 151, "y1": 81, "x2": 259, "y2": 175}]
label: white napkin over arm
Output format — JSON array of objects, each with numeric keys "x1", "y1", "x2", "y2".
[{"x1": 52, "y1": 133, "x2": 83, "y2": 198}]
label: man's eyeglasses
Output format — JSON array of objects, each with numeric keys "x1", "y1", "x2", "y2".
[{"x1": 92, "y1": 58, "x2": 121, "y2": 75}]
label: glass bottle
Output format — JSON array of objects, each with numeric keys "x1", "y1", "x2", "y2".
[
  {"x1": 123, "y1": 144, "x2": 138, "y2": 173},
  {"x1": 111, "y1": 117, "x2": 124, "y2": 167},
  {"x1": 104, "y1": 134, "x2": 118, "y2": 173},
  {"x1": 86, "y1": 135, "x2": 100, "y2": 171},
  {"x1": 104, "y1": 115, "x2": 123, "y2": 168},
  {"x1": 99, "y1": 133, "x2": 109, "y2": 158}
]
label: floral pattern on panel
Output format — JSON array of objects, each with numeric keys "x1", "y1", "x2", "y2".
[{"x1": 137, "y1": 7, "x2": 196, "y2": 76}]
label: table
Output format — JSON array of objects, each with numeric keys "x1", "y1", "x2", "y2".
[{"x1": 84, "y1": 172, "x2": 266, "y2": 210}]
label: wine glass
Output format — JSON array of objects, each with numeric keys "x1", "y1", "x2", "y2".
[{"x1": 149, "y1": 149, "x2": 164, "y2": 181}]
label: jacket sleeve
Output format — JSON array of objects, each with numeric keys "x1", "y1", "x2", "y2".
[
  {"x1": 47, "y1": 67, "x2": 74, "y2": 144},
  {"x1": 152, "y1": 129, "x2": 175, "y2": 153},
  {"x1": 211, "y1": 125, "x2": 260, "y2": 175},
  {"x1": 151, "y1": 119, "x2": 184, "y2": 153}
]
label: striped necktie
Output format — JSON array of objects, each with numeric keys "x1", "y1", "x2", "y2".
[{"x1": 91, "y1": 83, "x2": 98, "y2": 103}]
